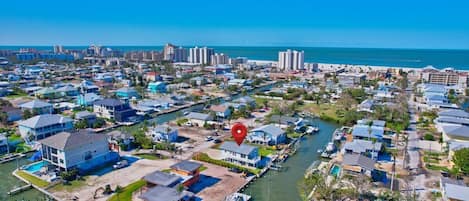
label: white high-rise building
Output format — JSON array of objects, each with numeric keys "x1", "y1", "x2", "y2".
[
  {"x1": 211, "y1": 53, "x2": 229, "y2": 65},
  {"x1": 53, "y1": 45, "x2": 64, "y2": 53},
  {"x1": 163, "y1": 43, "x2": 176, "y2": 61},
  {"x1": 189, "y1": 46, "x2": 214, "y2": 64},
  {"x1": 278, "y1": 49, "x2": 304, "y2": 71}
]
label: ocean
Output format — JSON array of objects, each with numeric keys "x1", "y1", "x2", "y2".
[{"x1": 1, "y1": 46, "x2": 469, "y2": 69}]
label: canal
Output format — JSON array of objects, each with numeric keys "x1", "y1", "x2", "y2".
[
  {"x1": 242, "y1": 119, "x2": 339, "y2": 201},
  {"x1": 2, "y1": 82, "x2": 278, "y2": 199}
]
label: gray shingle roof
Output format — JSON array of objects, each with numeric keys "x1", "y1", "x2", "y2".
[
  {"x1": 18, "y1": 114, "x2": 73, "y2": 128},
  {"x1": 342, "y1": 153, "x2": 375, "y2": 171},
  {"x1": 94, "y1": 98, "x2": 124, "y2": 107},
  {"x1": 19, "y1": 100, "x2": 52, "y2": 109},
  {"x1": 438, "y1": 109, "x2": 469, "y2": 119},
  {"x1": 442, "y1": 125, "x2": 469, "y2": 139},
  {"x1": 444, "y1": 183, "x2": 469, "y2": 201},
  {"x1": 170, "y1": 160, "x2": 202, "y2": 173},
  {"x1": 139, "y1": 186, "x2": 193, "y2": 201},
  {"x1": 185, "y1": 112, "x2": 212, "y2": 121},
  {"x1": 143, "y1": 171, "x2": 181, "y2": 187},
  {"x1": 220, "y1": 141, "x2": 257, "y2": 155},
  {"x1": 39, "y1": 130, "x2": 107, "y2": 150},
  {"x1": 436, "y1": 116, "x2": 469, "y2": 125},
  {"x1": 153, "y1": 124, "x2": 177, "y2": 134},
  {"x1": 251, "y1": 124, "x2": 285, "y2": 137},
  {"x1": 75, "y1": 111, "x2": 96, "y2": 119},
  {"x1": 270, "y1": 115, "x2": 299, "y2": 125},
  {"x1": 344, "y1": 139, "x2": 382, "y2": 153}
]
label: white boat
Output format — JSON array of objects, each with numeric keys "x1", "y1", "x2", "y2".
[
  {"x1": 325, "y1": 142, "x2": 335, "y2": 152},
  {"x1": 317, "y1": 149, "x2": 323, "y2": 153}
]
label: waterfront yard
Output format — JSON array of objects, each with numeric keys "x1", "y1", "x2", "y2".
[
  {"x1": 50, "y1": 158, "x2": 178, "y2": 201},
  {"x1": 16, "y1": 170, "x2": 49, "y2": 188}
]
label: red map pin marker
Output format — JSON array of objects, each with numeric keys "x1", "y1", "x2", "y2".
[{"x1": 231, "y1": 122, "x2": 247, "y2": 146}]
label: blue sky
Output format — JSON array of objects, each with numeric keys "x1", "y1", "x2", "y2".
[{"x1": 1, "y1": 0, "x2": 469, "y2": 49}]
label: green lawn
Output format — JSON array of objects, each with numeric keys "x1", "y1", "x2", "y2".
[
  {"x1": 16, "y1": 170, "x2": 49, "y2": 188},
  {"x1": 161, "y1": 169, "x2": 171, "y2": 173},
  {"x1": 49, "y1": 178, "x2": 87, "y2": 192},
  {"x1": 299, "y1": 103, "x2": 340, "y2": 122},
  {"x1": 426, "y1": 164, "x2": 450, "y2": 172},
  {"x1": 8, "y1": 134, "x2": 22, "y2": 142},
  {"x1": 107, "y1": 180, "x2": 146, "y2": 201},
  {"x1": 258, "y1": 146, "x2": 277, "y2": 157},
  {"x1": 287, "y1": 132, "x2": 302, "y2": 139},
  {"x1": 134, "y1": 153, "x2": 167, "y2": 160},
  {"x1": 199, "y1": 165, "x2": 208, "y2": 172}
]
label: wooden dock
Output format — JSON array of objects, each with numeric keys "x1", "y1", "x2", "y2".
[
  {"x1": 0, "y1": 153, "x2": 26, "y2": 164},
  {"x1": 7, "y1": 184, "x2": 32, "y2": 195}
]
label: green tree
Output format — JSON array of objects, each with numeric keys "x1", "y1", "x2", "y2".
[{"x1": 453, "y1": 148, "x2": 469, "y2": 175}]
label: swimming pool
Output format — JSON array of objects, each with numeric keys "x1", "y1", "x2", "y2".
[
  {"x1": 24, "y1": 161, "x2": 49, "y2": 173},
  {"x1": 330, "y1": 165, "x2": 341, "y2": 177}
]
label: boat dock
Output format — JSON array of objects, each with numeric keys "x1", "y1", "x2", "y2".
[
  {"x1": 7, "y1": 184, "x2": 32, "y2": 195},
  {"x1": 0, "y1": 153, "x2": 26, "y2": 164}
]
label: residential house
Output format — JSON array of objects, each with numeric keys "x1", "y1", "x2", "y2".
[
  {"x1": 149, "y1": 124, "x2": 178, "y2": 142},
  {"x1": 35, "y1": 87, "x2": 58, "y2": 99},
  {"x1": 337, "y1": 73, "x2": 366, "y2": 87},
  {"x1": 1, "y1": 106, "x2": 22, "y2": 122},
  {"x1": 40, "y1": 130, "x2": 118, "y2": 172},
  {"x1": 351, "y1": 120, "x2": 385, "y2": 141},
  {"x1": 145, "y1": 72, "x2": 162, "y2": 82},
  {"x1": 233, "y1": 96, "x2": 256, "y2": 108},
  {"x1": 148, "y1": 82, "x2": 167, "y2": 93},
  {"x1": 18, "y1": 114, "x2": 74, "y2": 141},
  {"x1": 343, "y1": 139, "x2": 382, "y2": 159},
  {"x1": 219, "y1": 141, "x2": 261, "y2": 168},
  {"x1": 435, "y1": 109, "x2": 469, "y2": 127},
  {"x1": 76, "y1": 93, "x2": 102, "y2": 106},
  {"x1": 357, "y1": 99, "x2": 374, "y2": 113},
  {"x1": 107, "y1": 130, "x2": 134, "y2": 151},
  {"x1": 115, "y1": 87, "x2": 140, "y2": 99},
  {"x1": 185, "y1": 112, "x2": 213, "y2": 127},
  {"x1": 56, "y1": 85, "x2": 79, "y2": 97},
  {"x1": 80, "y1": 80, "x2": 99, "y2": 94},
  {"x1": 170, "y1": 160, "x2": 202, "y2": 187},
  {"x1": 269, "y1": 115, "x2": 303, "y2": 129},
  {"x1": 93, "y1": 98, "x2": 137, "y2": 122},
  {"x1": 144, "y1": 170, "x2": 182, "y2": 188},
  {"x1": 440, "y1": 177, "x2": 469, "y2": 201},
  {"x1": 75, "y1": 111, "x2": 97, "y2": 127},
  {"x1": 342, "y1": 153, "x2": 376, "y2": 176},
  {"x1": 209, "y1": 104, "x2": 232, "y2": 119},
  {"x1": 247, "y1": 124, "x2": 286, "y2": 145},
  {"x1": 227, "y1": 79, "x2": 247, "y2": 87},
  {"x1": 19, "y1": 100, "x2": 53, "y2": 115}
]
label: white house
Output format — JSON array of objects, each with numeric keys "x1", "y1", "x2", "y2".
[
  {"x1": 39, "y1": 130, "x2": 117, "y2": 172},
  {"x1": 247, "y1": 124, "x2": 286, "y2": 145},
  {"x1": 219, "y1": 141, "x2": 261, "y2": 168},
  {"x1": 18, "y1": 114, "x2": 74, "y2": 141},
  {"x1": 149, "y1": 124, "x2": 178, "y2": 143},
  {"x1": 185, "y1": 112, "x2": 214, "y2": 127}
]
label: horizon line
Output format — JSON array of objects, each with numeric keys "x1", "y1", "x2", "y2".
[{"x1": 1, "y1": 44, "x2": 469, "y2": 51}]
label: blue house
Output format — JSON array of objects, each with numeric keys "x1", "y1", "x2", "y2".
[
  {"x1": 147, "y1": 82, "x2": 167, "y2": 93},
  {"x1": 56, "y1": 85, "x2": 79, "y2": 97},
  {"x1": 351, "y1": 120, "x2": 385, "y2": 141},
  {"x1": 115, "y1": 87, "x2": 140, "y2": 99},
  {"x1": 77, "y1": 93, "x2": 102, "y2": 106},
  {"x1": 209, "y1": 104, "x2": 232, "y2": 119},
  {"x1": 247, "y1": 124, "x2": 286, "y2": 145},
  {"x1": 19, "y1": 100, "x2": 53, "y2": 115}
]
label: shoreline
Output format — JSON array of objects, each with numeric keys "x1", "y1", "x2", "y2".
[{"x1": 248, "y1": 59, "x2": 467, "y2": 72}]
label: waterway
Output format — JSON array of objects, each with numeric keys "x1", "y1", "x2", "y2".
[
  {"x1": 2, "y1": 82, "x2": 277, "y2": 199},
  {"x1": 242, "y1": 119, "x2": 339, "y2": 201},
  {"x1": 0, "y1": 153, "x2": 50, "y2": 201}
]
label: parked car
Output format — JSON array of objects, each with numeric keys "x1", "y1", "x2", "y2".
[
  {"x1": 113, "y1": 160, "x2": 128, "y2": 169},
  {"x1": 185, "y1": 121, "x2": 193, "y2": 127},
  {"x1": 228, "y1": 167, "x2": 242, "y2": 173},
  {"x1": 205, "y1": 136, "x2": 213, "y2": 141}
]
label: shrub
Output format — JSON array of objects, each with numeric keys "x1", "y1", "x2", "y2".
[{"x1": 423, "y1": 133, "x2": 435, "y2": 141}]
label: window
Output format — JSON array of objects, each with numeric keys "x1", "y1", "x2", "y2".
[{"x1": 59, "y1": 159, "x2": 64, "y2": 164}]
